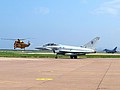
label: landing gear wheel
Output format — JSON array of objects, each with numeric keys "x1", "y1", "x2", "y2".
[
  {"x1": 55, "y1": 56, "x2": 58, "y2": 59},
  {"x1": 55, "y1": 54, "x2": 58, "y2": 59},
  {"x1": 70, "y1": 56, "x2": 77, "y2": 59},
  {"x1": 70, "y1": 56, "x2": 74, "y2": 59},
  {"x1": 74, "y1": 56, "x2": 77, "y2": 59}
]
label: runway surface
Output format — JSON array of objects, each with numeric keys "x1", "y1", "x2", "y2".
[{"x1": 0, "y1": 58, "x2": 120, "y2": 90}]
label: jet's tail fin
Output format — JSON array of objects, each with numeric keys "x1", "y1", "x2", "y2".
[
  {"x1": 113, "y1": 47, "x2": 117, "y2": 51},
  {"x1": 82, "y1": 37, "x2": 100, "y2": 49}
]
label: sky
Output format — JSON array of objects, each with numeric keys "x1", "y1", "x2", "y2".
[{"x1": 0, "y1": 0, "x2": 120, "y2": 50}]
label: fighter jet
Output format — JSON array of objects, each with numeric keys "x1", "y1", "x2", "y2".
[
  {"x1": 36, "y1": 37, "x2": 100, "y2": 59},
  {"x1": 103, "y1": 47, "x2": 117, "y2": 53}
]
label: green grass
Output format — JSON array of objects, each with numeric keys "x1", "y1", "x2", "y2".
[
  {"x1": 0, "y1": 51, "x2": 53, "y2": 58},
  {"x1": 0, "y1": 51, "x2": 68, "y2": 58},
  {"x1": 86, "y1": 55, "x2": 120, "y2": 58},
  {"x1": 0, "y1": 51, "x2": 120, "y2": 58}
]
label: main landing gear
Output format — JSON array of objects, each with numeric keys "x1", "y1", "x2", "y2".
[
  {"x1": 55, "y1": 54, "x2": 78, "y2": 59},
  {"x1": 70, "y1": 55, "x2": 77, "y2": 59}
]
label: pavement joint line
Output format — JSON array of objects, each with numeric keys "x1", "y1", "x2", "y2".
[
  {"x1": 26, "y1": 60, "x2": 64, "y2": 90},
  {"x1": 96, "y1": 61, "x2": 112, "y2": 90},
  {"x1": 26, "y1": 60, "x2": 95, "y2": 90},
  {"x1": 26, "y1": 78, "x2": 53, "y2": 90},
  {"x1": 53, "y1": 60, "x2": 95, "y2": 80}
]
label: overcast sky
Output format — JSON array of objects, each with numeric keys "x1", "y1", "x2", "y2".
[{"x1": 0, "y1": 0, "x2": 120, "y2": 50}]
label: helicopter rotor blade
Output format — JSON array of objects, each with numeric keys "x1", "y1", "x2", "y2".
[
  {"x1": 1, "y1": 38, "x2": 28, "y2": 41},
  {"x1": 1, "y1": 38, "x2": 16, "y2": 40}
]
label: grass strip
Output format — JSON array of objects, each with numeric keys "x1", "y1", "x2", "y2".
[{"x1": 0, "y1": 51, "x2": 120, "y2": 58}]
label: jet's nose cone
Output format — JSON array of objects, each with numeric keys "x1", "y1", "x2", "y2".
[{"x1": 91, "y1": 49, "x2": 96, "y2": 53}]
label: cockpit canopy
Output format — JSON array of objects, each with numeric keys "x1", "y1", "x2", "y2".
[{"x1": 43, "y1": 43, "x2": 58, "y2": 47}]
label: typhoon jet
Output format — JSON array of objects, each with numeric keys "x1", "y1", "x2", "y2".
[
  {"x1": 103, "y1": 47, "x2": 117, "y2": 53},
  {"x1": 36, "y1": 37, "x2": 100, "y2": 59}
]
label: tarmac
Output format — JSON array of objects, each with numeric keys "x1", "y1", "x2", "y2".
[{"x1": 0, "y1": 58, "x2": 120, "y2": 90}]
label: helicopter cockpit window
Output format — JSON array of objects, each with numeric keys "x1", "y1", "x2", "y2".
[{"x1": 43, "y1": 43, "x2": 58, "y2": 47}]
